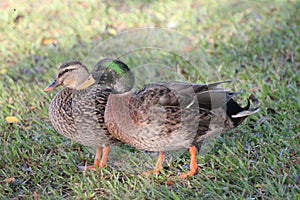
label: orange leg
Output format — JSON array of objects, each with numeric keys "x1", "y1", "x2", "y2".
[
  {"x1": 143, "y1": 152, "x2": 165, "y2": 175},
  {"x1": 94, "y1": 147, "x2": 103, "y2": 166},
  {"x1": 99, "y1": 146, "x2": 110, "y2": 168},
  {"x1": 85, "y1": 147, "x2": 103, "y2": 171},
  {"x1": 179, "y1": 146, "x2": 199, "y2": 178}
]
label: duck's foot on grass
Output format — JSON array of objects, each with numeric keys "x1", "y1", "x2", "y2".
[
  {"x1": 179, "y1": 146, "x2": 199, "y2": 178},
  {"x1": 78, "y1": 146, "x2": 110, "y2": 171},
  {"x1": 143, "y1": 151, "x2": 165, "y2": 175}
]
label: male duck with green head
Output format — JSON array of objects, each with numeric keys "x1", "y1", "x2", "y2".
[{"x1": 78, "y1": 58, "x2": 259, "y2": 178}]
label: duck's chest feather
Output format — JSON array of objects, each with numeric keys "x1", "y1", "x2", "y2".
[{"x1": 49, "y1": 87, "x2": 118, "y2": 147}]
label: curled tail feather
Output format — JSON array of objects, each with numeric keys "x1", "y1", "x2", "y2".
[{"x1": 227, "y1": 99, "x2": 260, "y2": 126}]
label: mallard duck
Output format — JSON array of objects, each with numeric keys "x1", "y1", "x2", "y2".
[
  {"x1": 78, "y1": 59, "x2": 260, "y2": 177},
  {"x1": 44, "y1": 59, "x2": 132, "y2": 170}
]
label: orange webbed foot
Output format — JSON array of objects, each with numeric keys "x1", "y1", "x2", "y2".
[
  {"x1": 179, "y1": 146, "x2": 199, "y2": 178},
  {"x1": 78, "y1": 146, "x2": 110, "y2": 171},
  {"x1": 143, "y1": 152, "x2": 165, "y2": 176}
]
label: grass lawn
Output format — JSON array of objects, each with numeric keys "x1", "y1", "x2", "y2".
[{"x1": 0, "y1": 0, "x2": 299, "y2": 199}]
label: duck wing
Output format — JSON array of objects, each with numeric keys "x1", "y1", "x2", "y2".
[{"x1": 135, "y1": 80, "x2": 237, "y2": 110}]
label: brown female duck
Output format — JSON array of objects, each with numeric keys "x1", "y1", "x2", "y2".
[
  {"x1": 79, "y1": 59, "x2": 260, "y2": 177},
  {"x1": 44, "y1": 59, "x2": 132, "y2": 170}
]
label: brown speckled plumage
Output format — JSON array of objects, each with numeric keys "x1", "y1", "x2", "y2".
[
  {"x1": 105, "y1": 81, "x2": 258, "y2": 152},
  {"x1": 44, "y1": 59, "x2": 124, "y2": 169},
  {"x1": 104, "y1": 78, "x2": 259, "y2": 177},
  {"x1": 58, "y1": 58, "x2": 260, "y2": 176},
  {"x1": 49, "y1": 86, "x2": 118, "y2": 147}
]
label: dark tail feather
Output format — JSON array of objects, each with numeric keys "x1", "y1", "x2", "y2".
[{"x1": 226, "y1": 99, "x2": 260, "y2": 126}]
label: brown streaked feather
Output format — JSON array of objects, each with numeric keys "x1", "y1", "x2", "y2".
[
  {"x1": 49, "y1": 85, "x2": 119, "y2": 147},
  {"x1": 105, "y1": 81, "x2": 259, "y2": 152}
]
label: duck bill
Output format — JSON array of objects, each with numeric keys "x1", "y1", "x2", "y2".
[
  {"x1": 76, "y1": 75, "x2": 96, "y2": 90},
  {"x1": 44, "y1": 79, "x2": 61, "y2": 92}
]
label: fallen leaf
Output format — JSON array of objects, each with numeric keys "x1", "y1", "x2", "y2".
[
  {"x1": 5, "y1": 116, "x2": 19, "y2": 123},
  {"x1": 41, "y1": 37, "x2": 57, "y2": 45},
  {"x1": 0, "y1": 68, "x2": 7, "y2": 74},
  {"x1": 107, "y1": 28, "x2": 117, "y2": 35}
]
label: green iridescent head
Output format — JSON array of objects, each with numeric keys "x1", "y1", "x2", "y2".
[{"x1": 78, "y1": 58, "x2": 134, "y2": 93}]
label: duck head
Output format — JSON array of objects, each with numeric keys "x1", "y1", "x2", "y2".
[
  {"x1": 77, "y1": 58, "x2": 134, "y2": 93},
  {"x1": 44, "y1": 61, "x2": 90, "y2": 92}
]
